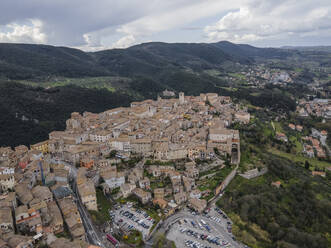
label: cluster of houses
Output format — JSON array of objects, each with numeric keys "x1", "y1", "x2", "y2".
[
  {"x1": 297, "y1": 98, "x2": 331, "y2": 119},
  {"x1": 0, "y1": 146, "x2": 96, "y2": 247},
  {"x1": 276, "y1": 123, "x2": 304, "y2": 143},
  {"x1": 288, "y1": 123, "x2": 303, "y2": 132},
  {"x1": 274, "y1": 122, "x2": 328, "y2": 159},
  {"x1": 117, "y1": 161, "x2": 207, "y2": 214},
  {"x1": 226, "y1": 66, "x2": 296, "y2": 88},
  {"x1": 0, "y1": 92, "x2": 249, "y2": 246},
  {"x1": 43, "y1": 92, "x2": 247, "y2": 165},
  {"x1": 0, "y1": 146, "x2": 99, "y2": 246},
  {"x1": 275, "y1": 132, "x2": 289, "y2": 143},
  {"x1": 302, "y1": 130, "x2": 328, "y2": 159}
]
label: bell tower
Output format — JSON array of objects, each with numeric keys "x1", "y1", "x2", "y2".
[{"x1": 179, "y1": 92, "x2": 185, "y2": 105}]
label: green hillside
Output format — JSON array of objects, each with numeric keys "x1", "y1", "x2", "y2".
[
  {"x1": 218, "y1": 153, "x2": 331, "y2": 248},
  {"x1": 0, "y1": 41, "x2": 316, "y2": 81},
  {"x1": 0, "y1": 81, "x2": 135, "y2": 147}
]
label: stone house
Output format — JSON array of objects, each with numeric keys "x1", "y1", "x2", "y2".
[
  {"x1": 78, "y1": 180, "x2": 97, "y2": 211},
  {"x1": 120, "y1": 183, "x2": 136, "y2": 198},
  {"x1": 80, "y1": 157, "x2": 94, "y2": 169},
  {"x1": 0, "y1": 168, "x2": 15, "y2": 192},
  {"x1": 189, "y1": 189, "x2": 201, "y2": 199},
  {"x1": 0, "y1": 192, "x2": 17, "y2": 210},
  {"x1": 234, "y1": 112, "x2": 250, "y2": 124},
  {"x1": 14, "y1": 184, "x2": 33, "y2": 206},
  {"x1": 0, "y1": 207, "x2": 14, "y2": 235},
  {"x1": 4, "y1": 235, "x2": 34, "y2": 248},
  {"x1": 184, "y1": 166, "x2": 199, "y2": 179},
  {"x1": 174, "y1": 192, "x2": 187, "y2": 205},
  {"x1": 58, "y1": 198, "x2": 85, "y2": 240},
  {"x1": 31, "y1": 186, "x2": 53, "y2": 204},
  {"x1": 153, "y1": 198, "x2": 168, "y2": 209},
  {"x1": 130, "y1": 139, "x2": 152, "y2": 155},
  {"x1": 46, "y1": 201, "x2": 64, "y2": 234},
  {"x1": 182, "y1": 177, "x2": 196, "y2": 192},
  {"x1": 189, "y1": 198, "x2": 207, "y2": 213},
  {"x1": 139, "y1": 177, "x2": 150, "y2": 190},
  {"x1": 153, "y1": 188, "x2": 165, "y2": 200},
  {"x1": 132, "y1": 188, "x2": 151, "y2": 204},
  {"x1": 103, "y1": 172, "x2": 125, "y2": 189},
  {"x1": 15, "y1": 205, "x2": 42, "y2": 234}
]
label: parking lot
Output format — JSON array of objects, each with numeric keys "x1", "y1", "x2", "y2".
[
  {"x1": 110, "y1": 203, "x2": 155, "y2": 240},
  {"x1": 166, "y1": 207, "x2": 242, "y2": 248}
]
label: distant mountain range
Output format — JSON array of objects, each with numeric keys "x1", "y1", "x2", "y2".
[
  {"x1": 0, "y1": 41, "x2": 300, "y2": 81},
  {"x1": 0, "y1": 40, "x2": 328, "y2": 147},
  {"x1": 282, "y1": 45, "x2": 331, "y2": 52}
]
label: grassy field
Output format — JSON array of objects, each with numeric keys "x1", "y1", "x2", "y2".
[
  {"x1": 150, "y1": 180, "x2": 166, "y2": 190},
  {"x1": 268, "y1": 148, "x2": 330, "y2": 170},
  {"x1": 273, "y1": 121, "x2": 284, "y2": 133},
  {"x1": 89, "y1": 188, "x2": 112, "y2": 225},
  {"x1": 219, "y1": 86, "x2": 238, "y2": 92},
  {"x1": 124, "y1": 230, "x2": 144, "y2": 247},
  {"x1": 19, "y1": 76, "x2": 132, "y2": 92},
  {"x1": 55, "y1": 228, "x2": 71, "y2": 239},
  {"x1": 204, "y1": 69, "x2": 222, "y2": 77},
  {"x1": 249, "y1": 92, "x2": 261, "y2": 97},
  {"x1": 146, "y1": 207, "x2": 162, "y2": 233},
  {"x1": 198, "y1": 166, "x2": 233, "y2": 192},
  {"x1": 289, "y1": 135, "x2": 303, "y2": 154},
  {"x1": 229, "y1": 72, "x2": 246, "y2": 80}
]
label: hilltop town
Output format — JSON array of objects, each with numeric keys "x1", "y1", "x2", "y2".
[{"x1": 0, "y1": 92, "x2": 250, "y2": 247}]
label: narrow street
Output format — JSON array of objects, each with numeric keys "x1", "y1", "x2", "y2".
[
  {"x1": 52, "y1": 158, "x2": 110, "y2": 247},
  {"x1": 72, "y1": 180, "x2": 105, "y2": 247}
]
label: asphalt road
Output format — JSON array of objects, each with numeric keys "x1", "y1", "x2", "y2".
[
  {"x1": 51, "y1": 158, "x2": 110, "y2": 247},
  {"x1": 72, "y1": 181, "x2": 105, "y2": 246}
]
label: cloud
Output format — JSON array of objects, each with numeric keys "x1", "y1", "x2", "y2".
[
  {"x1": 111, "y1": 34, "x2": 136, "y2": 49},
  {"x1": 110, "y1": 0, "x2": 240, "y2": 48},
  {"x1": 0, "y1": 0, "x2": 154, "y2": 49},
  {"x1": 0, "y1": 19, "x2": 46, "y2": 43},
  {"x1": 204, "y1": 0, "x2": 331, "y2": 44},
  {"x1": 0, "y1": 0, "x2": 330, "y2": 49},
  {"x1": 181, "y1": 27, "x2": 203, "y2": 31}
]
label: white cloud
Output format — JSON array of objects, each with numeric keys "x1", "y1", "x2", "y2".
[
  {"x1": 204, "y1": 0, "x2": 331, "y2": 44},
  {"x1": 0, "y1": 19, "x2": 46, "y2": 43},
  {"x1": 108, "y1": 0, "x2": 242, "y2": 48},
  {"x1": 0, "y1": 0, "x2": 330, "y2": 49},
  {"x1": 75, "y1": 33, "x2": 107, "y2": 52},
  {"x1": 111, "y1": 34, "x2": 136, "y2": 49},
  {"x1": 115, "y1": 0, "x2": 239, "y2": 37}
]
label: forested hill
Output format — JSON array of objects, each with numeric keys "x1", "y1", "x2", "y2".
[
  {"x1": 0, "y1": 81, "x2": 134, "y2": 147},
  {"x1": 0, "y1": 41, "x2": 299, "y2": 80}
]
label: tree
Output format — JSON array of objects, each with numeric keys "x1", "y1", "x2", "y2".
[
  {"x1": 108, "y1": 150, "x2": 117, "y2": 158},
  {"x1": 304, "y1": 160, "x2": 310, "y2": 170},
  {"x1": 224, "y1": 159, "x2": 231, "y2": 168}
]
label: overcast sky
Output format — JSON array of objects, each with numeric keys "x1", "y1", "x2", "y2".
[{"x1": 0, "y1": 0, "x2": 330, "y2": 51}]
